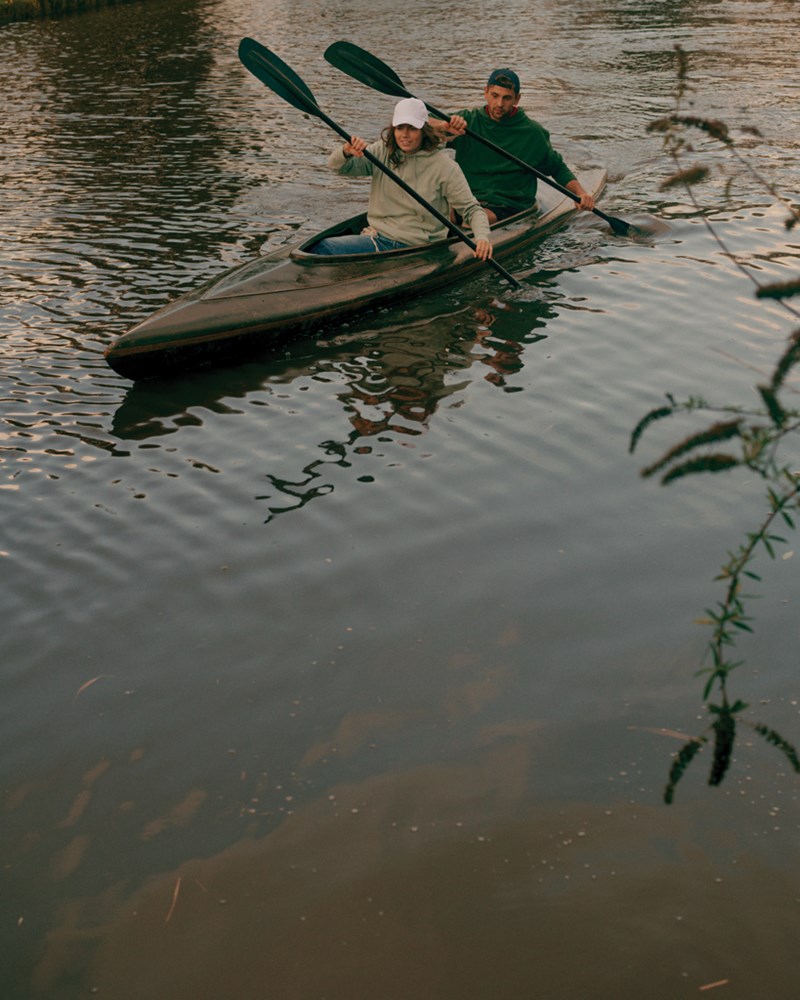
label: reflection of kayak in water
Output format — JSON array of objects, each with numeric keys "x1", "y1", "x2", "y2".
[{"x1": 104, "y1": 168, "x2": 606, "y2": 382}]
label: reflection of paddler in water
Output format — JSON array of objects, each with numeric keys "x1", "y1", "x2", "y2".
[
  {"x1": 336, "y1": 316, "x2": 476, "y2": 439},
  {"x1": 261, "y1": 305, "x2": 531, "y2": 520},
  {"x1": 108, "y1": 319, "x2": 470, "y2": 444},
  {"x1": 334, "y1": 293, "x2": 554, "y2": 437},
  {"x1": 110, "y1": 297, "x2": 553, "y2": 520},
  {"x1": 471, "y1": 299, "x2": 550, "y2": 388},
  {"x1": 258, "y1": 320, "x2": 471, "y2": 520}
]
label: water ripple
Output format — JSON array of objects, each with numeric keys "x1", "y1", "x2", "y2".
[{"x1": 2, "y1": 4, "x2": 799, "y2": 997}]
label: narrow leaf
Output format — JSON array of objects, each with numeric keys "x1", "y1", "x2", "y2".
[
  {"x1": 641, "y1": 420, "x2": 742, "y2": 478},
  {"x1": 664, "y1": 737, "x2": 705, "y2": 804},
  {"x1": 757, "y1": 384, "x2": 786, "y2": 428},
  {"x1": 754, "y1": 724, "x2": 800, "y2": 772},
  {"x1": 660, "y1": 453, "x2": 740, "y2": 484},
  {"x1": 708, "y1": 709, "x2": 736, "y2": 786},
  {"x1": 629, "y1": 404, "x2": 675, "y2": 454},
  {"x1": 673, "y1": 114, "x2": 732, "y2": 144},
  {"x1": 659, "y1": 165, "x2": 710, "y2": 190},
  {"x1": 755, "y1": 278, "x2": 800, "y2": 302},
  {"x1": 771, "y1": 329, "x2": 800, "y2": 391}
]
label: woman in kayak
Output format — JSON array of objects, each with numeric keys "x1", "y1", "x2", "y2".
[{"x1": 313, "y1": 97, "x2": 492, "y2": 260}]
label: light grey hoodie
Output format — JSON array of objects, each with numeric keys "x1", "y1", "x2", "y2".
[{"x1": 328, "y1": 140, "x2": 491, "y2": 247}]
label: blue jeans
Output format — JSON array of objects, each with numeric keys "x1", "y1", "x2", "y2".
[{"x1": 313, "y1": 232, "x2": 409, "y2": 255}]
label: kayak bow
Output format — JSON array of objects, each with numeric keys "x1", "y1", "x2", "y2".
[{"x1": 104, "y1": 167, "x2": 606, "y2": 381}]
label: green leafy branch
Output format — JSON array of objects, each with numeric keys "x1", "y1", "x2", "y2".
[
  {"x1": 663, "y1": 708, "x2": 800, "y2": 805},
  {"x1": 633, "y1": 357, "x2": 800, "y2": 802},
  {"x1": 646, "y1": 45, "x2": 800, "y2": 315},
  {"x1": 635, "y1": 46, "x2": 800, "y2": 802}
]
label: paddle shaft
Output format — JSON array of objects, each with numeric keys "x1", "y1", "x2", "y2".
[
  {"x1": 237, "y1": 39, "x2": 519, "y2": 289},
  {"x1": 322, "y1": 42, "x2": 636, "y2": 238},
  {"x1": 425, "y1": 104, "x2": 627, "y2": 233}
]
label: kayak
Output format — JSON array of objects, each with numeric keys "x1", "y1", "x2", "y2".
[{"x1": 104, "y1": 167, "x2": 606, "y2": 380}]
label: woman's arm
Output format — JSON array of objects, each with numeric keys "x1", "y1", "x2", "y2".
[
  {"x1": 327, "y1": 136, "x2": 375, "y2": 175},
  {"x1": 444, "y1": 161, "x2": 493, "y2": 259}
]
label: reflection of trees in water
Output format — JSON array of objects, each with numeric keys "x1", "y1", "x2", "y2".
[{"x1": 19, "y1": 3, "x2": 255, "y2": 304}]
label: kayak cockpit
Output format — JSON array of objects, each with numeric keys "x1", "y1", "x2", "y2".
[
  {"x1": 291, "y1": 205, "x2": 538, "y2": 264},
  {"x1": 292, "y1": 212, "x2": 455, "y2": 263}
]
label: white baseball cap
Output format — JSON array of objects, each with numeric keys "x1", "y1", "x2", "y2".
[{"x1": 392, "y1": 97, "x2": 428, "y2": 129}]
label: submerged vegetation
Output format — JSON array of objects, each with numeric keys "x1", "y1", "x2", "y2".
[{"x1": 632, "y1": 46, "x2": 800, "y2": 803}]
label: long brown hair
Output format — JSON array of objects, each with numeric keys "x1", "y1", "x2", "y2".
[{"x1": 381, "y1": 122, "x2": 441, "y2": 167}]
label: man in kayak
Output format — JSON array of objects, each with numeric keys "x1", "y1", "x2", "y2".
[
  {"x1": 314, "y1": 97, "x2": 492, "y2": 259},
  {"x1": 435, "y1": 68, "x2": 595, "y2": 224}
]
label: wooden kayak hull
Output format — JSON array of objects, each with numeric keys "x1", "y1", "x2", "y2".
[{"x1": 104, "y1": 168, "x2": 606, "y2": 380}]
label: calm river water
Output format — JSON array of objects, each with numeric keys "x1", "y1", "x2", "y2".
[{"x1": 2, "y1": 0, "x2": 799, "y2": 997}]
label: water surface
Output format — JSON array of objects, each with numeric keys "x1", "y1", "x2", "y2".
[{"x1": 2, "y1": 1, "x2": 799, "y2": 997}]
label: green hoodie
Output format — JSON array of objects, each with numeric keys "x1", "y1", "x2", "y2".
[
  {"x1": 450, "y1": 107, "x2": 576, "y2": 212},
  {"x1": 329, "y1": 140, "x2": 490, "y2": 247}
]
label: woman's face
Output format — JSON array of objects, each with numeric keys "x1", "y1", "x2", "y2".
[{"x1": 394, "y1": 123, "x2": 422, "y2": 154}]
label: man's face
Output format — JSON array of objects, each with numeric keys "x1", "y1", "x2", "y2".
[{"x1": 484, "y1": 84, "x2": 519, "y2": 122}]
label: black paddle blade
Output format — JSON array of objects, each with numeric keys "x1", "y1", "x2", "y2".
[
  {"x1": 601, "y1": 211, "x2": 637, "y2": 238},
  {"x1": 599, "y1": 210, "x2": 670, "y2": 241},
  {"x1": 324, "y1": 40, "x2": 411, "y2": 100},
  {"x1": 239, "y1": 37, "x2": 321, "y2": 118}
]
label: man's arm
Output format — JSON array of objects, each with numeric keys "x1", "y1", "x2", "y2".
[
  {"x1": 431, "y1": 113, "x2": 594, "y2": 212},
  {"x1": 566, "y1": 178, "x2": 595, "y2": 211},
  {"x1": 428, "y1": 114, "x2": 468, "y2": 140}
]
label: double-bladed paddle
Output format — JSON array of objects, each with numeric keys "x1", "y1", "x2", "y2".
[
  {"x1": 324, "y1": 40, "x2": 652, "y2": 240},
  {"x1": 238, "y1": 38, "x2": 521, "y2": 289}
]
